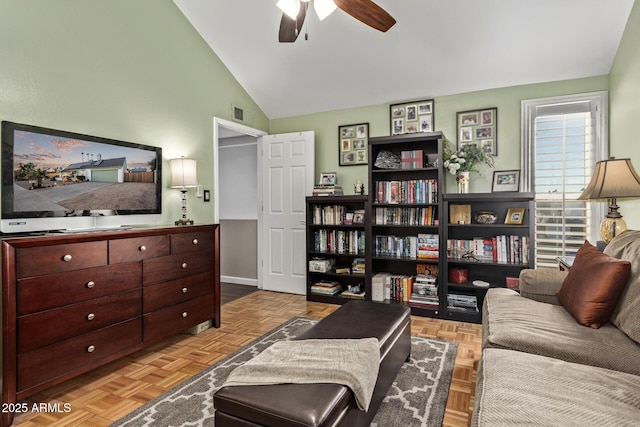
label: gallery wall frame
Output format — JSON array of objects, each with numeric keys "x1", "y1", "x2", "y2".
[
  {"x1": 390, "y1": 99, "x2": 434, "y2": 136},
  {"x1": 339, "y1": 123, "x2": 369, "y2": 166},
  {"x1": 456, "y1": 107, "x2": 498, "y2": 155}
]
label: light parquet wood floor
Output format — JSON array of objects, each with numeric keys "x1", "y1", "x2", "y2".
[{"x1": 11, "y1": 290, "x2": 482, "y2": 427}]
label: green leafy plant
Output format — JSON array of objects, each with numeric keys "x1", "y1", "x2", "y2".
[{"x1": 443, "y1": 140, "x2": 494, "y2": 175}]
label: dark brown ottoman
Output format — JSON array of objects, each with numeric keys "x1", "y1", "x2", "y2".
[{"x1": 213, "y1": 300, "x2": 411, "y2": 427}]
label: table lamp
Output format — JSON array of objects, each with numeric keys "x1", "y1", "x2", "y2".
[
  {"x1": 170, "y1": 157, "x2": 198, "y2": 226},
  {"x1": 578, "y1": 158, "x2": 640, "y2": 243}
]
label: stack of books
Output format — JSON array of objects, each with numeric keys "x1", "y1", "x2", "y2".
[
  {"x1": 341, "y1": 287, "x2": 365, "y2": 299},
  {"x1": 409, "y1": 274, "x2": 439, "y2": 309},
  {"x1": 313, "y1": 185, "x2": 344, "y2": 196},
  {"x1": 447, "y1": 293, "x2": 478, "y2": 311},
  {"x1": 310, "y1": 280, "x2": 342, "y2": 296},
  {"x1": 417, "y1": 233, "x2": 439, "y2": 259},
  {"x1": 351, "y1": 257, "x2": 365, "y2": 274}
]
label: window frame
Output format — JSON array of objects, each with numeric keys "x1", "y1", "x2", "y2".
[{"x1": 521, "y1": 91, "x2": 609, "y2": 266}]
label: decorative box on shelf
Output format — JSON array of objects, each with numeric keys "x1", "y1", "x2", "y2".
[{"x1": 309, "y1": 258, "x2": 335, "y2": 273}]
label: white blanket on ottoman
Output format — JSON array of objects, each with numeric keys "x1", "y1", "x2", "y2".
[{"x1": 222, "y1": 338, "x2": 380, "y2": 411}]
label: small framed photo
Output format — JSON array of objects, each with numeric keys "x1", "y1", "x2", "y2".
[
  {"x1": 457, "y1": 107, "x2": 498, "y2": 154},
  {"x1": 505, "y1": 208, "x2": 526, "y2": 225},
  {"x1": 319, "y1": 172, "x2": 336, "y2": 186},
  {"x1": 390, "y1": 99, "x2": 434, "y2": 135},
  {"x1": 492, "y1": 170, "x2": 520, "y2": 192},
  {"x1": 339, "y1": 123, "x2": 368, "y2": 166},
  {"x1": 353, "y1": 209, "x2": 365, "y2": 224}
]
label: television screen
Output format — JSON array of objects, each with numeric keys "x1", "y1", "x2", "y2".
[{"x1": 1, "y1": 121, "x2": 162, "y2": 233}]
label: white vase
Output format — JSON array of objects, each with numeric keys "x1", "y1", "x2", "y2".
[{"x1": 456, "y1": 171, "x2": 470, "y2": 193}]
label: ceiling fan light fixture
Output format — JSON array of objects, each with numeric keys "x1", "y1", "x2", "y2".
[
  {"x1": 277, "y1": 0, "x2": 300, "y2": 20},
  {"x1": 314, "y1": 0, "x2": 337, "y2": 20}
]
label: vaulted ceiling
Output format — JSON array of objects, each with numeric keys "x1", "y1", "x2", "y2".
[{"x1": 174, "y1": 0, "x2": 635, "y2": 120}]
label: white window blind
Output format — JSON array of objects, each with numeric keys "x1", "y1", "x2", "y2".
[{"x1": 522, "y1": 93, "x2": 608, "y2": 269}]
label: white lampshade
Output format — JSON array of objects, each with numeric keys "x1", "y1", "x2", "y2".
[
  {"x1": 277, "y1": 0, "x2": 300, "y2": 19},
  {"x1": 170, "y1": 157, "x2": 198, "y2": 189},
  {"x1": 314, "y1": 0, "x2": 337, "y2": 20}
]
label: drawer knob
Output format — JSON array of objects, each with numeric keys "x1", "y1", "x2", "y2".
[
  {"x1": 63, "y1": 254, "x2": 72, "y2": 262},
  {"x1": 139, "y1": 245, "x2": 147, "y2": 252},
  {"x1": 86, "y1": 281, "x2": 95, "y2": 289},
  {"x1": 182, "y1": 312, "x2": 188, "y2": 318},
  {"x1": 87, "y1": 313, "x2": 95, "y2": 321},
  {"x1": 181, "y1": 262, "x2": 188, "y2": 269},
  {"x1": 192, "y1": 238, "x2": 199, "y2": 245},
  {"x1": 87, "y1": 345, "x2": 96, "y2": 353},
  {"x1": 182, "y1": 287, "x2": 188, "y2": 294}
]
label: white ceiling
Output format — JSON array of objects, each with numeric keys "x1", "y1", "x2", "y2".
[{"x1": 173, "y1": 0, "x2": 635, "y2": 120}]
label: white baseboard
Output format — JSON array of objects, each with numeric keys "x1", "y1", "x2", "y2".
[{"x1": 221, "y1": 275, "x2": 258, "y2": 287}]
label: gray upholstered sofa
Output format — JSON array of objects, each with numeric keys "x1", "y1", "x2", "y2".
[{"x1": 472, "y1": 230, "x2": 640, "y2": 426}]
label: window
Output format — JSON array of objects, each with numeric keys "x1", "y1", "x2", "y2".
[{"x1": 521, "y1": 92, "x2": 608, "y2": 269}]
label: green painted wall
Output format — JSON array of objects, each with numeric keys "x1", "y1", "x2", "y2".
[
  {"x1": 610, "y1": 0, "x2": 640, "y2": 230},
  {"x1": 270, "y1": 76, "x2": 608, "y2": 194},
  {"x1": 0, "y1": 0, "x2": 269, "y2": 225}
]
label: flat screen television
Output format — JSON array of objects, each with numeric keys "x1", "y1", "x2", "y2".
[{"x1": 1, "y1": 121, "x2": 162, "y2": 234}]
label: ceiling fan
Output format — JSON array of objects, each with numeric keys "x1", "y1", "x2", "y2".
[{"x1": 277, "y1": 0, "x2": 396, "y2": 42}]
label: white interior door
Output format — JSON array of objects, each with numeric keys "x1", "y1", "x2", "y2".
[{"x1": 260, "y1": 131, "x2": 315, "y2": 294}]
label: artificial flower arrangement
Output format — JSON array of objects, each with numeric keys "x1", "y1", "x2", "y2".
[{"x1": 442, "y1": 139, "x2": 495, "y2": 176}]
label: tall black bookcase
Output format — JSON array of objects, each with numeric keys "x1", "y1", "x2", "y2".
[{"x1": 366, "y1": 132, "x2": 445, "y2": 317}]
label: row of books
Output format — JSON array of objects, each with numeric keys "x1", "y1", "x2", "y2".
[
  {"x1": 447, "y1": 293, "x2": 479, "y2": 311},
  {"x1": 374, "y1": 233, "x2": 439, "y2": 259},
  {"x1": 313, "y1": 229, "x2": 366, "y2": 255},
  {"x1": 311, "y1": 204, "x2": 365, "y2": 226},
  {"x1": 372, "y1": 272, "x2": 439, "y2": 308},
  {"x1": 447, "y1": 235, "x2": 530, "y2": 264},
  {"x1": 374, "y1": 179, "x2": 438, "y2": 205},
  {"x1": 373, "y1": 206, "x2": 438, "y2": 226}
]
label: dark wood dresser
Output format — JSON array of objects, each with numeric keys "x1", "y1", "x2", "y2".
[{"x1": 1, "y1": 224, "x2": 220, "y2": 426}]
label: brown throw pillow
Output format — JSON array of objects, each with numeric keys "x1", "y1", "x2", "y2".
[{"x1": 557, "y1": 240, "x2": 631, "y2": 329}]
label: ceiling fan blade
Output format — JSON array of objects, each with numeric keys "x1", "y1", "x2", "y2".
[
  {"x1": 278, "y1": 2, "x2": 308, "y2": 42},
  {"x1": 334, "y1": 0, "x2": 396, "y2": 32}
]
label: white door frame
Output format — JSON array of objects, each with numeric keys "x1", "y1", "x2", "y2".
[{"x1": 213, "y1": 117, "x2": 268, "y2": 288}]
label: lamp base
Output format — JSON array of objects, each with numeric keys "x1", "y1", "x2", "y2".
[
  {"x1": 600, "y1": 216, "x2": 627, "y2": 244},
  {"x1": 175, "y1": 218, "x2": 194, "y2": 226}
]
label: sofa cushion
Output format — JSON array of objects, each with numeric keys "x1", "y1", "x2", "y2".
[
  {"x1": 483, "y1": 288, "x2": 640, "y2": 375},
  {"x1": 471, "y1": 348, "x2": 640, "y2": 427},
  {"x1": 557, "y1": 240, "x2": 631, "y2": 329},
  {"x1": 604, "y1": 230, "x2": 640, "y2": 344}
]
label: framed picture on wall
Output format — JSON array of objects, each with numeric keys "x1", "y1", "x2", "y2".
[
  {"x1": 390, "y1": 99, "x2": 434, "y2": 135},
  {"x1": 457, "y1": 107, "x2": 498, "y2": 155},
  {"x1": 339, "y1": 123, "x2": 369, "y2": 166}
]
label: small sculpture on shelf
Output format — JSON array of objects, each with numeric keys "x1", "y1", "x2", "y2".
[{"x1": 354, "y1": 180, "x2": 365, "y2": 195}]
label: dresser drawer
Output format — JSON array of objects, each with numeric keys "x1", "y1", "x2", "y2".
[
  {"x1": 143, "y1": 272, "x2": 213, "y2": 313},
  {"x1": 16, "y1": 241, "x2": 108, "y2": 278},
  {"x1": 18, "y1": 289, "x2": 142, "y2": 353},
  {"x1": 17, "y1": 262, "x2": 142, "y2": 315},
  {"x1": 143, "y1": 292, "x2": 215, "y2": 343},
  {"x1": 171, "y1": 230, "x2": 214, "y2": 254},
  {"x1": 143, "y1": 251, "x2": 214, "y2": 286},
  {"x1": 17, "y1": 318, "x2": 142, "y2": 394},
  {"x1": 109, "y1": 235, "x2": 170, "y2": 264}
]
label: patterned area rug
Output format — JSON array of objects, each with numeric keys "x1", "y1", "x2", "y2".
[{"x1": 111, "y1": 317, "x2": 458, "y2": 427}]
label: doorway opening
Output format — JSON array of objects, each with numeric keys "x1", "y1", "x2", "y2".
[{"x1": 213, "y1": 117, "x2": 267, "y2": 289}]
